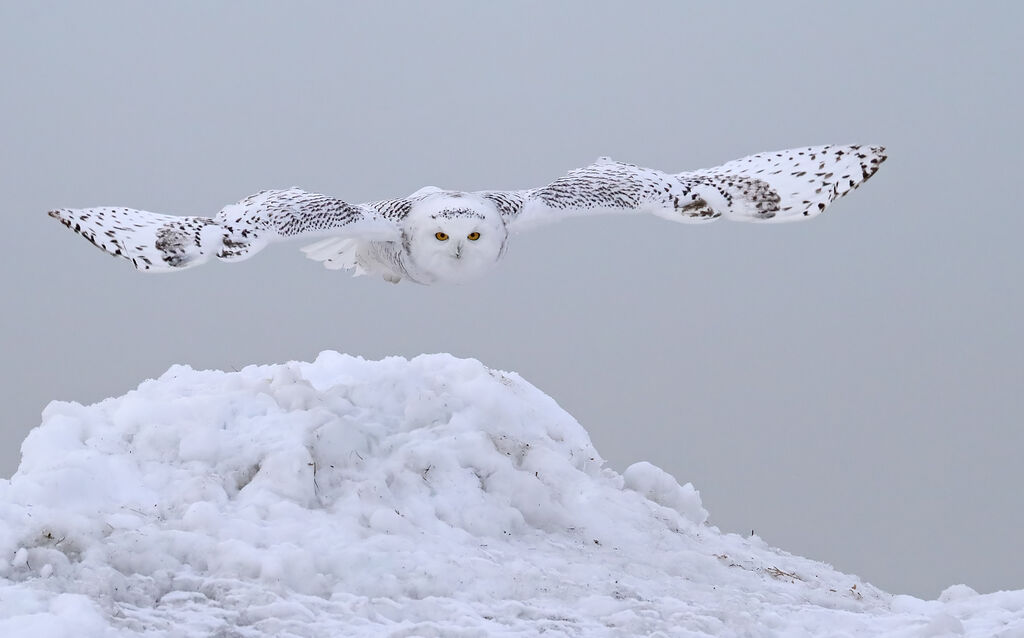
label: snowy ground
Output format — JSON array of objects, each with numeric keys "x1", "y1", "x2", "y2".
[{"x1": 1, "y1": 353, "x2": 1021, "y2": 637}]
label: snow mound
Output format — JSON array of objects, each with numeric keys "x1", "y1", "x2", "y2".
[{"x1": 1, "y1": 352, "x2": 1022, "y2": 636}]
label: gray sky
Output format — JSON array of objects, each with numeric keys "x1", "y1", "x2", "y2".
[{"x1": 2, "y1": 2, "x2": 1021, "y2": 599}]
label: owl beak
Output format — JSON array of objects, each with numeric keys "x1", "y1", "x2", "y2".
[{"x1": 454, "y1": 242, "x2": 463, "y2": 260}]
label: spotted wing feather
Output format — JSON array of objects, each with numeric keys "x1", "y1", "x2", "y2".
[
  {"x1": 487, "y1": 144, "x2": 886, "y2": 233},
  {"x1": 49, "y1": 188, "x2": 405, "y2": 272},
  {"x1": 687, "y1": 144, "x2": 887, "y2": 221},
  {"x1": 47, "y1": 206, "x2": 219, "y2": 271}
]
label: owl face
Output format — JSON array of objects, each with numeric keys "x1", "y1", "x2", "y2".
[{"x1": 406, "y1": 196, "x2": 506, "y2": 283}]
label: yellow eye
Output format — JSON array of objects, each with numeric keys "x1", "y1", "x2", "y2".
[
  {"x1": 467, "y1": 232, "x2": 480, "y2": 241},
  {"x1": 435, "y1": 232, "x2": 449, "y2": 241}
]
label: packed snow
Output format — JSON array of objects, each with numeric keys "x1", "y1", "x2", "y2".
[{"x1": 1, "y1": 352, "x2": 1021, "y2": 636}]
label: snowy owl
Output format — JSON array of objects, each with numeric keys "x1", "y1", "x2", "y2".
[{"x1": 50, "y1": 144, "x2": 886, "y2": 284}]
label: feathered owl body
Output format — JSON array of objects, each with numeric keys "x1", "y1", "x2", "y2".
[
  {"x1": 49, "y1": 144, "x2": 886, "y2": 284},
  {"x1": 300, "y1": 189, "x2": 508, "y2": 284}
]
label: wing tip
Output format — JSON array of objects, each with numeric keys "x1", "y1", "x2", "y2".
[
  {"x1": 48, "y1": 209, "x2": 73, "y2": 225},
  {"x1": 866, "y1": 145, "x2": 887, "y2": 178},
  {"x1": 845, "y1": 144, "x2": 887, "y2": 187}
]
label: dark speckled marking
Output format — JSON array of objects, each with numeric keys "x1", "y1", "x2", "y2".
[
  {"x1": 154, "y1": 218, "x2": 218, "y2": 267},
  {"x1": 48, "y1": 144, "x2": 886, "y2": 279},
  {"x1": 431, "y1": 209, "x2": 486, "y2": 221},
  {"x1": 49, "y1": 189, "x2": 408, "y2": 271}
]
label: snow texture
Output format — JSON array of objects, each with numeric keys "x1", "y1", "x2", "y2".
[{"x1": 1, "y1": 353, "x2": 1021, "y2": 637}]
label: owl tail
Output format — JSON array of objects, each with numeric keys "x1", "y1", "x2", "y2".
[
  {"x1": 674, "y1": 144, "x2": 887, "y2": 222},
  {"x1": 48, "y1": 207, "x2": 225, "y2": 272}
]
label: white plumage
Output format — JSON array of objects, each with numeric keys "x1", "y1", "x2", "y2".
[{"x1": 49, "y1": 144, "x2": 886, "y2": 284}]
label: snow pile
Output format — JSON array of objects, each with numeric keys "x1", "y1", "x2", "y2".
[{"x1": 1, "y1": 353, "x2": 1022, "y2": 636}]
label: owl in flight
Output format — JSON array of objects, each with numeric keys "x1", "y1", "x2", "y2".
[{"x1": 50, "y1": 145, "x2": 885, "y2": 284}]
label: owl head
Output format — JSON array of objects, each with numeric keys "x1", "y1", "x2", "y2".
[{"x1": 405, "y1": 194, "x2": 507, "y2": 283}]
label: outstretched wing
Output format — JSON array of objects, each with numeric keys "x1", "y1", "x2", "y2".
[
  {"x1": 49, "y1": 188, "x2": 407, "y2": 272},
  {"x1": 481, "y1": 144, "x2": 886, "y2": 233}
]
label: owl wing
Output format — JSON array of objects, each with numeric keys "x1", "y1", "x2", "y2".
[
  {"x1": 483, "y1": 144, "x2": 886, "y2": 233},
  {"x1": 49, "y1": 188, "x2": 409, "y2": 272}
]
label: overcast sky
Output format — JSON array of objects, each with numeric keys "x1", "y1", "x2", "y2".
[{"x1": 2, "y1": 2, "x2": 1021, "y2": 599}]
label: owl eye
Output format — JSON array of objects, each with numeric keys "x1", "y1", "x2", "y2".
[
  {"x1": 435, "y1": 232, "x2": 449, "y2": 241},
  {"x1": 467, "y1": 232, "x2": 481, "y2": 241}
]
